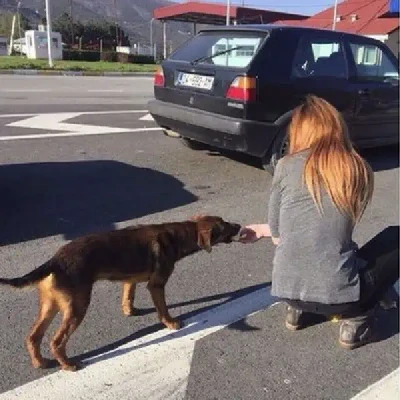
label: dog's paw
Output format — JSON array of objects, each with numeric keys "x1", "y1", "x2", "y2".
[
  {"x1": 32, "y1": 358, "x2": 52, "y2": 369},
  {"x1": 61, "y1": 361, "x2": 83, "y2": 372},
  {"x1": 122, "y1": 306, "x2": 136, "y2": 317},
  {"x1": 164, "y1": 319, "x2": 182, "y2": 330}
]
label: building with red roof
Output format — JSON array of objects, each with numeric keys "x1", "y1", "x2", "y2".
[{"x1": 275, "y1": 0, "x2": 399, "y2": 57}]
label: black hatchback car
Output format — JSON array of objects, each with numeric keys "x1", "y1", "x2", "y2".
[{"x1": 148, "y1": 25, "x2": 399, "y2": 173}]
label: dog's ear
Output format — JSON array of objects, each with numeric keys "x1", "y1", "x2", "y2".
[{"x1": 198, "y1": 229, "x2": 212, "y2": 253}]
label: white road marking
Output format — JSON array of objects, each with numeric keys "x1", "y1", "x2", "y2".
[
  {"x1": 0, "y1": 113, "x2": 37, "y2": 118},
  {"x1": 139, "y1": 113, "x2": 154, "y2": 121},
  {"x1": 0, "y1": 110, "x2": 160, "y2": 140},
  {"x1": 0, "y1": 282, "x2": 397, "y2": 399},
  {"x1": 0, "y1": 110, "x2": 148, "y2": 118},
  {"x1": 6, "y1": 112, "x2": 134, "y2": 136},
  {"x1": 0, "y1": 286, "x2": 278, "y2": 400},
  {"x1": 87, "y1": 90, "x2": 124, "y2": 93},
  {"x1": 76, "y1": 110, "x2": 148, "y2": 115},
  {"x1": 350, "y1": 367, "x2": 399, "y2": 399},
  {"x1": 0, "y1": 89, "x2": 52, "y2": 93},
  {"x1": 0, "y1": 127, "x2": 161, "y2": 141}
]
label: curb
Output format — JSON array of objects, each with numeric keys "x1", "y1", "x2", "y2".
[{"x1": 0, "y1": 69, "x2": 155, "y2": 77}]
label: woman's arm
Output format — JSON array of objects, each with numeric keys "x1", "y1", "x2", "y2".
[
  {"x1": 267, "y1": 160, "x2": 284, "y2": 239},
  {"x1": 240, "y1": 160, "x2": 284, "y2": 245}
]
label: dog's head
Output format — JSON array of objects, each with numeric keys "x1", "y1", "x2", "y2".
[{"x1": 190, "y1": 215, "x2": 241, "y2": 253}]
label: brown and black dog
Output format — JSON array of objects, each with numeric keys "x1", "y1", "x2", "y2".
[{"x1": 0, "y1": 215, "x2": 240, "y2": 372}]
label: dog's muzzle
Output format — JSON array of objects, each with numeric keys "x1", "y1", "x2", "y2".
[{"x1": 230, "y1": 223, "x2": 242, "y2": 242}]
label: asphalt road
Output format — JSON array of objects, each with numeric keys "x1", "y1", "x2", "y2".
[{"x1": 0, "y1": 76, "x2": 398, "y2": 399}]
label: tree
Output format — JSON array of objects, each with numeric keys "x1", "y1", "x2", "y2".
[
  {"x1": 52, "y1": 12, "x2": 83, "y2": 47},
  {"x1": 0, "y1": 12, "x2": 31, "y2": 39},
  {"x1": 52, "y1": 14, "x2": 130, "y2": 49},
  {"x1": 81, "y1": 19, "x2": 130, "y2": 49}
]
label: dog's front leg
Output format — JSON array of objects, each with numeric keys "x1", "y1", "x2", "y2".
[
  {"x1": 147, "y1": 277, "x2": 181, "y2": 330},
  {"x1": 121, "y1": 281, "x2": 137, "y2": 316}
]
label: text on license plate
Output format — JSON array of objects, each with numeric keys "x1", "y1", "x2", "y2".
[{"x1": 176, "y1": 73, "x2": 214, "y2": 90}]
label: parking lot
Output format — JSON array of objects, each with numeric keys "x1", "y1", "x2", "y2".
[{"x1": 0, "y1": 76, "x2": 398, "y2": 399}]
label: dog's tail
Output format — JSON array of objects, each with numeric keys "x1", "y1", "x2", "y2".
[{"x1": 0, "y1": 260, "x2": 55, "y2": 289}]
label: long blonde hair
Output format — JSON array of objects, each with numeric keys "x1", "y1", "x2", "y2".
[{"x1": 288, "y1": 95, "x2": 374, "y2": 223}]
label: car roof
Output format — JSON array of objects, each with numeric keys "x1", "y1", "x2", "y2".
[{"x1": 198, "y1": 24, "x2": 384, "y2": 44}]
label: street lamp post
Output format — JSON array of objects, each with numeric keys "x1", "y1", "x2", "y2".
[
  {"x1": 69, "y1": 0, "x2": 74, "y2": 47},
  {"x1": 113, "y1": 0, "x2": 119, "y2": 47},
  {"x1": 150, "y1": 18, "x2": 154, "y2": 59},
  {"x1": 226, "y1": 0, "x2": 230, "y2": 25},
  {"x1": 332, "y1": 0, "x2": 339, "y2": 30},
  {"x1": 45, "y1": 0, "x2": 53, "y2": 67},
  {"x1": 17, "y1": 2, "x2": 22, "y2": 56}
]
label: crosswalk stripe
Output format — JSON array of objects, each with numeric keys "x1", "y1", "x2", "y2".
[{"x1": 0, "y1": 286, "x2": 277, "y2": 400}]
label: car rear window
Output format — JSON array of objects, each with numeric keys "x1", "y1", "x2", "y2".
[{"x1": 169, "y1": 30, "x2": 268, "y2": 68}]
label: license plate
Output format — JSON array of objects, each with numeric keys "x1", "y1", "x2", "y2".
[{"x1": 176, "y1": 72, "x2": 214, "y2": 90}]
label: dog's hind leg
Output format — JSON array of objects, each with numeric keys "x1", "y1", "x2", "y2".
[
  {"x1": 121, "y1": 281, "x2": 136, "y2": 316},
  {"x1": 50, "y1": 286, "x2": 92, "y2": 371},
  {"x1": 26, "y1": 286, "x2": 58, "y2": 369},
  {"x1": 147, "y1": 276, "x2": 181, "y2": 330}
]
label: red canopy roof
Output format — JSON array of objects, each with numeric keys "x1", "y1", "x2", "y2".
[
  {"x1": 275, "y1": 0, "x2": 399, "y2": 35},
  {"x1": 153, "y1": 1, "x2": 306, "y2": 25}
]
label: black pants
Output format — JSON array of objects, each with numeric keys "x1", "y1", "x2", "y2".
[{"x1": 285, "y1": 226, "x2": 399, "y2": 319}]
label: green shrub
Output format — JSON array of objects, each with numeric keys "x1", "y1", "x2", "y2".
[
  {"x1": 63, "y1": 50, "x2": 100, "y2": 62},
  {"x1": 100, "y1": 51, "x2": 117, "y2": 62},
  {"x1": 131, "y1": 55, "x2": 155, "y2": 64}
]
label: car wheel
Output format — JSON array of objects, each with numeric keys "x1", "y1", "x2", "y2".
[
  {"x1": 180, "y1": 138, "x2": 210, "y2": 151},
  {"x1": 262, "y1": 129, "x2": 289, "y2": 175}
]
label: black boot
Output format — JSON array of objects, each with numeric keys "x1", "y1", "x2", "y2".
[
  {"x1": 285, "y1": 306, "x2": 304, "y2": 331},
  {"x1": 338, "y1": 312, "x2": 376, "y2": 350},
  {"x1": 285, "y1": 306, "x2": 326, "y2": 331}
]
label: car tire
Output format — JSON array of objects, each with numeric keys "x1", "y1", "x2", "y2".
[
  {"x1": 262, "y1": 128, "x2": 289, "y2": 175},
  {"x1": 180, "y1": 138, "x2": 210, "y2": 151}
]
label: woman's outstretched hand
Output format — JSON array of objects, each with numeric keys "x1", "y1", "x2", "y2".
[{"x1": 239, "y1": 224, "x2": 271, "y2": 244}]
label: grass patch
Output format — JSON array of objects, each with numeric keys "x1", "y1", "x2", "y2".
[{"x1": 0, "y1": 56, "x2": 157, "y2": 73}]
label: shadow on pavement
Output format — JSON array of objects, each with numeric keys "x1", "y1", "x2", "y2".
[
  {"x1": 0, "y1": 160, "x2": 198, "y2": 246},
  {"x1": 205, "y1": 145, "x2": 399, "y2": 173},
  {"x1": 72, "y1": 282, "x2": 271, "y2": 368}
]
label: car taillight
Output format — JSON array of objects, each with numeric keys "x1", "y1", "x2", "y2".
[
  {"x1": 154, "y1": 66, "x2": 165, "y2": 87},
  {"x1": 226, "y1": 76, "x2": 257, "y2": 102}
]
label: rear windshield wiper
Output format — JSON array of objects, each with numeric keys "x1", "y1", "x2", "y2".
[{"x1": 190, "y1": 46, "x2": 244, "y2": 65}]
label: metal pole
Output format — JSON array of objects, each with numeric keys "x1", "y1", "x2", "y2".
[
  {"x1": 17, "y1": 2, "x2": 22, "y2": 56},
  {"x1": 45, "y1": 0, "x2": 53, "y2": 67},
  {"x1": 162, "y1": 20, "x2": 167, "y2": 59},
  {"x1": 332, "y1": 0, "x2": 339, "y2": 30},
  {"x1": 226, "y1": 0, "x2": 230, "y2": 26},
  {"x1": 113, "y1": 0, "x2": 119, "y2": 47},
  {"x1": 9, "y1": 14, "x2": 16, "y2": 55},
  {"x1": 150, "y1": 18, "x2": 154, "y2": 50},
  {"x1": 69, "y1": 0, "x2": 74, "y2": 47}
]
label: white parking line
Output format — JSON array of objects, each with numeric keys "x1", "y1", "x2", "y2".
[
  {"x1": 87, "y1": 90, "x2": 124, "y2": 93},
  {"x1": 0, "y1": 110, "x2": 148, "y2": 118},
  {"x1": 0, "y1": 286, "x2": 278, "y2": 400},
  {"x1": 350, "y1": 368, "x2": 399, "y2": 399},
  {"x1": 0, "y1": 127, "x2": 162, "y2": 141},
  {"x1": 0, "y1": 89, "x2": 52, "y2": 93}
]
